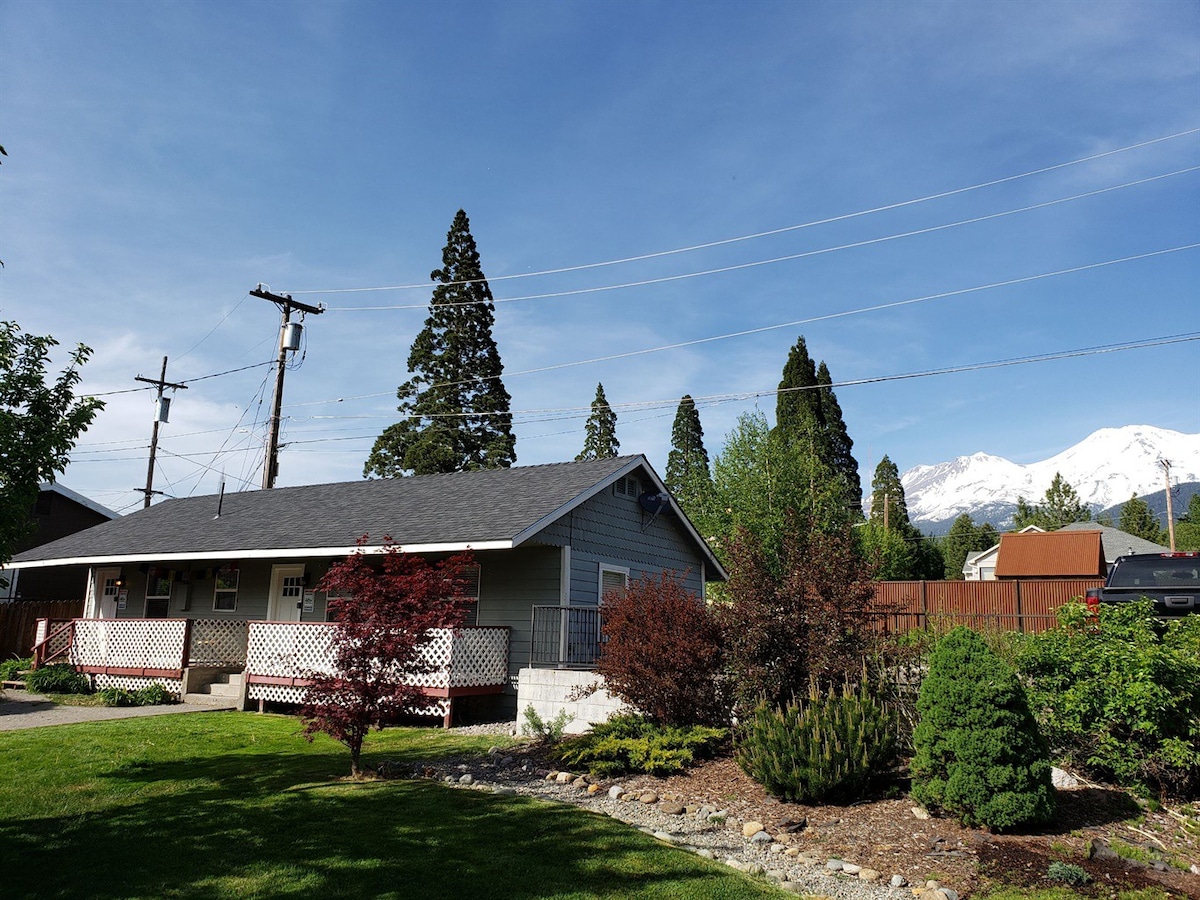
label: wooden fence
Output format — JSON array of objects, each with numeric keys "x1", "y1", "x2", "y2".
[
  {"x1": 0, "y1": 600, "x2": 84, "y2": 661},
  {"x1": 871, "y1": 579, "x2": 1105, "y2": 634}
]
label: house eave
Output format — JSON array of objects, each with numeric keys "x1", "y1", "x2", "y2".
[{"x1": 6, "y1": 539, "x2": 516, "y2": 570}]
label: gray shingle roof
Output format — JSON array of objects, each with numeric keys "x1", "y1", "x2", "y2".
[
  {"x1": 12, "y1": 456, "x2": 665, "y2": 565},
  {"x1": 1058, "y1": 522, "x2": 1170, "y2": 561}
]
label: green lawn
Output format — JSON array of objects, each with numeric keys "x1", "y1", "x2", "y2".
[{"x1": 0, "y1": 711, "x2": 780, "y2": 899}]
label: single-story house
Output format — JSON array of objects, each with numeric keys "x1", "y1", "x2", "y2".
[
  {"x1": 9, "y1": 455, "x2": 725, "y2": 727},
  {"x1": 1, "y1": 483, "x2": 118, "y2": 602}
]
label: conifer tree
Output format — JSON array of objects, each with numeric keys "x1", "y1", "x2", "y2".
[
  {"x1": 774, "y1": 336, "x2": 824, "y2": 445},
  {"x1": 868, "y1": 455, "x2": 910, "y2": 528},
  {"x1": 1118, "y1": 493, "x2": 1165, "y2": 544},
  {"x1": 1012, "y1": 473, "x2": 1092, "y2": 530},
  {"x1": 576, "y1": 382, "x2": 619, "y2": 461},
  {"x1": 816, "y1": 361, "x2": 861, "y2": 509},
  {"x1": 665, "y1": 395, "x2": 711, "y2": 507},
  {"x1": 941, "y1": 513, "x2": 999, "y2": 580},
  {"x1": 364, "y1": 210, "x2": 515, "y2": 477}
]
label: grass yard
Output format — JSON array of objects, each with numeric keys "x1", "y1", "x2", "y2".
[{"x1": 0, "y1": 711, "x2": 780, "y2": 900}]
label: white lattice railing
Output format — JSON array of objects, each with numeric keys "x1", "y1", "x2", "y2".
[
  {"x1": 188, "y1": 619, "x2": 249, "y2": 667},
  {"x1": 70, "y1": 619, "x2": 187, "y2": 674},
  {"x1": 244, "y1": 623, "x2": 509, "y2": 692}
]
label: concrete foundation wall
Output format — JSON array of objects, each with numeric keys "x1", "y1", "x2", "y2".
[{"x1": 516, "y1": 667, "x2": 628, "y2": 734}]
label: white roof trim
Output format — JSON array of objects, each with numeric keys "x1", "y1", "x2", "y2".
[{"x1": 5, "y1": 539, "x2": 515, "y2": 570}]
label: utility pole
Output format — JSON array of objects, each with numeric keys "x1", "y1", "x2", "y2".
[
  {"x1": 251, "y1": 285, "x2": 324, "y2": 489},
  {"x1": 1161, "y1": 459, "x2": 1176, "y2": 551},
  {"x1": 134, "y1": 357, "x2": 187, "y2": 508}
]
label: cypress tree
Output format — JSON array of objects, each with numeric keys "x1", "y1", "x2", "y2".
[
  {"x1": 364, "y1": 210, "x2": 515, "y2": 477},
  {"x1": 816, "y1": 361, "x2": 861, "y2": 509},
  {"x1": 665, "y1": 395, "x2": 711, "y2": 504},
  {"x1": 577, "y1": 383, "x2": 619, "y2": 461}
]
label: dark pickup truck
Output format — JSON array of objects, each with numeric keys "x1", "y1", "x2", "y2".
[{"x1": 1086, "y1": 552, "x2": 1199, "y2": 618}]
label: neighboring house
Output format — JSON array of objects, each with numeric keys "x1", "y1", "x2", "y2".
[
  {"x1": 0, "y1": 483, "x2": 118, "y2": 602},
  {"x1": 962, "y1": 525, "x2": 1043, "y2": 580},
  {"x1": 10, "y1": 456, "x2": 724, "y2": 727},
  {"x1": 993, "y1": 529, "x2": 1106, "y2": 580},
  {"x1": 964, "y1": 524, "x2": 1168, "y2": 580},
  {"x1": 1057, "y1": 522, "x2": 1170, "y2": 566}
]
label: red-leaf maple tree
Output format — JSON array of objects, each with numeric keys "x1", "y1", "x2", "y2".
[{"x1": 301, "y1": 536, "x2": 475, "y2": 775}]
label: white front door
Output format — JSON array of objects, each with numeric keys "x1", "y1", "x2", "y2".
[
  {"x1": 268, "y1": 565, "x2": 306, "y2": 622},
  {"x1": 94, "y1": 568, "x2": 121, "y2": 618}
]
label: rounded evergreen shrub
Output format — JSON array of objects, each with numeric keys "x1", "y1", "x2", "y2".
[
  {"x1": 911, "y1": 626, "x2": 1054, "y2": 830},
  {"x1": 736, "y1": 677, "x2": 897, "y2": 803}
]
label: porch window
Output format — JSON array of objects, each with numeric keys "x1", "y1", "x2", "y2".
[
  {"x1": 213, "y1": 566, "x2": 239, "y2": 612},
  {"x1": 452, "y1": 563, "x2": 481, "y2": 626},
  {"x1": 145, "y1": 571, "x2": 173, "y2": 617}
]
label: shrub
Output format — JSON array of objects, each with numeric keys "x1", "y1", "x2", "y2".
[
  {"x1": 911, "y1": 627, "x2": 1054, "y2": 830},
  {"x1": 97, "y1": 683, "x2": 172, "y2": 707},
  {"x1": 24, "y1": 664, "x2": 92, "y2": 695},
  {"x1": 1046, "y1": 861, "x2": 1090, "y2": 886},
  {"x1": 98, "y1": 687, "x2": 137, "y2": 707},
  {"x1": 0, "y1": 656, "x2": 32, "y2": 682},
  {"x1": 595, "y1": 571, "x2": 728, "y2": 727},
  {"x1": 1017, "y1": 600, "x2": 1200, "y2": 798},
  {"x1": 521, "y1": 704, "x2": 574, "y2": 744},
  {"x1": 736, "y1": 676, "x2": 897, "y2": 803},
  {"x1": 556, "y1": 713, "x2": 727, "y2": 777}
]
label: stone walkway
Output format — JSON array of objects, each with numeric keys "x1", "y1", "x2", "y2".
[{"x1": 0, "y1": 689, "x2": 230, "y2": 731}]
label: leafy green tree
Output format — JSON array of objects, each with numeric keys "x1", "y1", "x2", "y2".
[
  {"x1": 1175, "y1": 493, "x2": 1200, "y2": 551},
  {"x1": 1012, "y1": 473, "x2": 1091, "y2": 530},
  {"x1": 695, "y1": 411, "x2": 850, "y2": 575},
  {"x1": 816, "y1": 362, "x2": 862, "y2": 511},
  {"x1": 665, "y1": 395, "x2": 711, "y2": 512},
  {"x1": 941, "y1": 513, "x2": 999, "y2": 580},
  {"x1": 576, "y1": 382, "x2": 619, "y2": 461},
  {"x1": 364, "y1": 210, "x2": 515, "y2": 477},
  {"x1": 0, "y1": 321, "x2": 103, "y2": 570},
  {"x1": 1118, "y1": 493, "x2": 1165, "y2": 544}
]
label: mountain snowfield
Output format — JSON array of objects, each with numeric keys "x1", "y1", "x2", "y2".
[{"x1": 901, "y1": 425, "x2": 1200, "y2": 529}]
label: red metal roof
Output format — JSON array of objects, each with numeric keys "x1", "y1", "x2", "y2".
[{"x1": 994, "y1": 530, "x2": 1106, "y2": 578}]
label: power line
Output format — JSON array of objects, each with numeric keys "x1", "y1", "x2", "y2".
[
  {"x1": 321, "y1": 166, "x2": 1200, "y2": 311},
  {"x1": 283, "y1": 128, "x2": 1200, "y2": 296},
  {"x1": 283, "y1": 243, "x2": 1200, "y2": 410}
]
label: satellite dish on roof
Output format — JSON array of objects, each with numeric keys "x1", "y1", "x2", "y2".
[{"x1": 639, "y1": 492, "x2": 669, "y2": 514}]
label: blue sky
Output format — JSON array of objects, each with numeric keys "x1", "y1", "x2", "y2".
[{"x1": 2, "y1": 0, "x2": 1197, "y2": 519}]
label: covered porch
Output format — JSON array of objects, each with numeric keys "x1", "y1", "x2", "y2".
[{"x1": 32, "y1": 618, "x2": 510, "y2": 727}]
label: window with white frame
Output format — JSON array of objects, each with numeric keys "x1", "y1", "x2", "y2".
[
  {"x1": 599, "y1": 565, "x2": 629, "y2": 603},
  {"x1": 213, "y1": 565, "x2": 239, "y2": 611},
  {"x1": 451, "y1": 563, "x2": 481, "y2": 626}
]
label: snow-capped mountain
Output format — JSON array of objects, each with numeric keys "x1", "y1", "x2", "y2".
[{"x1": 902, "y1": 425, "x2": 1200, "y2": 530}]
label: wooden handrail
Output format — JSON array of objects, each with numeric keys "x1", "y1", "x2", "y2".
[{"x1": 31, "y1": 619, "x2": 76, "y2": 669}]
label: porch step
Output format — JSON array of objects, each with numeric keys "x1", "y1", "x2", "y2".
[{"x1": 204, "y1": 673, "x2": 244, "y2": 698}]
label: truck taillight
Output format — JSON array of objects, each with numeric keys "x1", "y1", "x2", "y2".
[{"x1": 1085, "y1": 589, "x2": 1101, "y2": 615}]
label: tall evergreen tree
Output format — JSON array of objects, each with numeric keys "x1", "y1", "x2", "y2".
[
  {"x1": 868, "y1": 455, "x2": 910, "y2": 528},
  {"x1": 774, "y1": 336, "x2": 823, "y2": 445},
  {"x1": 576, "y1": 383, "x2": 619, "y2": 461},
  {"x1": 665, "y1": 395, "x2": 711, "y2": 509},
  {"x1": 1012, "y1": 473, "x2": 1092, "y2": 530},
  {"x1": 941, "y1": 513, "x2": 999, "y2": 580},
  {"x1": 1118, "y1": 493, "x2": 1165, "y2": 544},
  {"x1": 364, "y1": 210, "x2": 515, "y2": 477},
  {"x1": 816, "y1": 361, "x2": 862, "y2": 510}
]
